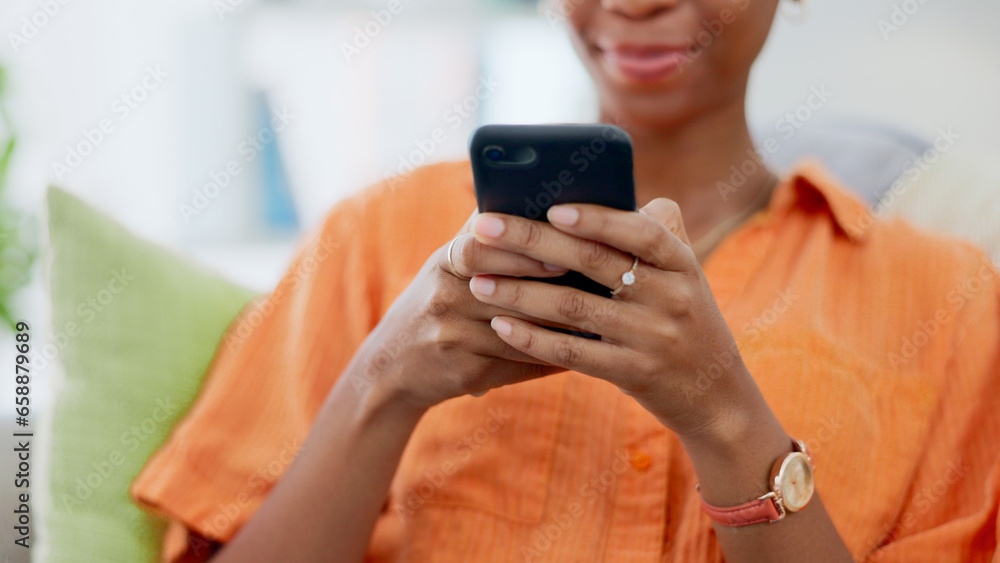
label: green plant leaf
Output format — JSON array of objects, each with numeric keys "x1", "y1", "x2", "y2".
[
  {"x1": 0, "y1": 137, "x2": 15, "y2": 194},
  {"x1": 0, "y1": 298, "x2": 15, "y2": 332}
]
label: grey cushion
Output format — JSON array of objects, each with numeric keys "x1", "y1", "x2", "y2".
[{"x1": 754, "y1": 118, "x2": 932, "y2": 205}]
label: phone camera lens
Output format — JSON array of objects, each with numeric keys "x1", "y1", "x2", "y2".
[{"x1": 483, "y1": 145, "x2": 506, "y2": 162}]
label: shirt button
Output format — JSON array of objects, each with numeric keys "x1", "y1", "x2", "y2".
[{"x1": 630, "y1": 450, "x2": 652, "y2": 472}]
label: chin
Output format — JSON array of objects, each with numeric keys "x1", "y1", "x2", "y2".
[{"x1": 593, "y1": 72, "x2": 736, "y2": 132}]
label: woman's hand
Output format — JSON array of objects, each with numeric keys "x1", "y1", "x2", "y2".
[
  {"x1": 466, "y1": 200, "x2": 762, "y2": 439},
  {"x1": 360, "y1": 211, "x2": 569, "y2": 413}
]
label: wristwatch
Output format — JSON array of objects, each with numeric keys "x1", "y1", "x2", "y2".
[{"x1": 698, "y1": 438, "x2": 815, "y2": 527}]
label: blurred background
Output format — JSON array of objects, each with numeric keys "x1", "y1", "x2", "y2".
[{"x1": 0, "y1": 0, "x2": 998, "y2": 560}]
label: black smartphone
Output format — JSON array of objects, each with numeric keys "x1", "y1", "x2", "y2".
[{"x1": 469, "y1": 123, "x2": 637, "y2": 299}]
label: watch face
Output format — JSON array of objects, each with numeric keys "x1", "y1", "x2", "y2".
[{"x1": 779, "y1": 453, "x2": 814, "y2": 512}]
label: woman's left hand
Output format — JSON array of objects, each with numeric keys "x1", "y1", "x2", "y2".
[{"x1": 468, "y1": 199, "x2": 759, "y2": 440}]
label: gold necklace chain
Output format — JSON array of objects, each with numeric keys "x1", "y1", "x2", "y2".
[{"x1": 690, "y1": 173, "x2": 780, "y2": 261}]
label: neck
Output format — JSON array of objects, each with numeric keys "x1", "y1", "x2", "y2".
[{"x1": 601, "y1": 96, "x2": 776, "y2": 245}]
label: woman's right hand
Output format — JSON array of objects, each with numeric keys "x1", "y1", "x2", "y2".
[{"x1": 351, "y1": 211, "x2": 568, "y2": 412}]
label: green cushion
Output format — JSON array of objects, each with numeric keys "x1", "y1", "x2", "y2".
[{"x1": 44, "y1": 187, "x2": 257, "y2": 562}]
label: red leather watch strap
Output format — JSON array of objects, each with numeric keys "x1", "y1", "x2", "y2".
[{"x1": 699, "y1": 493, "x2": 782, "y2": 527}]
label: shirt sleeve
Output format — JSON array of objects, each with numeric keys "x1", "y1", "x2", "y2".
[
  {"x1": 128, "y1": 190, "x2": 384, "y2": 562},
  {"x1": 864, "y1": 247, "x2": 1000, "y2": 562}
]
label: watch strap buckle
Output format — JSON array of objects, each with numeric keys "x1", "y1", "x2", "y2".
[{"x1": 757, "y1": 491, "x2": 786, "y2": 523}]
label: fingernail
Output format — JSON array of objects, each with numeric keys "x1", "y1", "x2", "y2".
[
  {"x1": 470, "y1": 276, "x2": 496, "y2": 296},
  {"x1": 474, "y1": 216, "x2": 505, "y2": 238},
  {"x1": 543, "y1": 262, "x2": 567, "y2": 272},
  {"x1": 491, "y1": 317, "x2": 512, "y2": 336},
  {"x1": 548, "y1": 206, "x2": 579, "y2": 226}
]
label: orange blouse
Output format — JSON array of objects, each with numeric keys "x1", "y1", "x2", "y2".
[{"x1": 131, "y1": 160, "x2": 1000, "y2": 562}]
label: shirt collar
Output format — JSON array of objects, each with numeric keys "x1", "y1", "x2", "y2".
[{"x1": 767, "y1": 159, "x2": 874, "y2": 243}]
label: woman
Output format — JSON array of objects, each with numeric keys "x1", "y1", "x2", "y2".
[{"x1": 131, "y1": 0, "x2": 1000, "y2": 561}]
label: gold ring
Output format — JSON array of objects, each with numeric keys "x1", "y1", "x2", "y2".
[{"x1": 610, "y1": 256, "x2": 639, "y2": 297}]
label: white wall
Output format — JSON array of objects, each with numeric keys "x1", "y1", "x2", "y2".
[
  {"x1": 4, "y1": 0, "x2": 998, "y2": 261},
  {"x1": 748, "y1": 0, "x2": 1000, "y2": 154}
]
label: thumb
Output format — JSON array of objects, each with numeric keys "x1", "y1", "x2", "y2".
[
  {"x1": 457, "y1": 207, "x2": 479, "y2": 236},
  {"x1": 639, "y1": 198, "x2": 691, "y2": 247}
]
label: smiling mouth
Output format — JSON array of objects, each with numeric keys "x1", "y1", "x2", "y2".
[{"x1": 597, "y1": 45, "x2": 691, "y2": 83}]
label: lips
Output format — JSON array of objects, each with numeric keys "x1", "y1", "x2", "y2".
[{"x1": 598, "y1": 44, "x2": 690, "y2": 83}]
